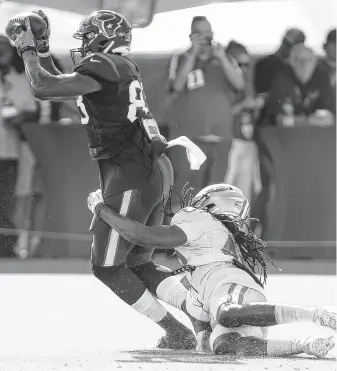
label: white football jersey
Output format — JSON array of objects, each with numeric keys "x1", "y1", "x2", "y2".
[{"x1": 170, "y1": 207, "x2": 242, "y2": 266}]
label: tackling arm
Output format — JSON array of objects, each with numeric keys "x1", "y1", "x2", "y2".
[
  {"x1": 22, "y1": 50, "x2": 102, "y2": 100},
  {"x1": 95, "y1": 204, "x2": 187, "y2": 249}
]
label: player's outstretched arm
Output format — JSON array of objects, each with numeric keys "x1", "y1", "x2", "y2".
[
  {"x1": 22, "y1": 50, "x2": 102, "y2": 99},
  {"x1": 95, "y1": 203, "x2": 187, "y2": 249},
  {"x1": 32, "y1": 10, "x2": 62, "y2": 76},
  {"x1": 39, "y1": 55, "x2": 62, "y2": 76}
]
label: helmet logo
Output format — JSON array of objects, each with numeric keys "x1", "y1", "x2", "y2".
[
  {"x1": 93, "y1": 14, "x2": 123, "y2": 39},
  {"x1": 234, "y1": 200, "x2": 242, "y2": 208}
]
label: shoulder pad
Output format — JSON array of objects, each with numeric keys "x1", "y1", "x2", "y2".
[
  {"x1": 75, "y1": 52, "x2": 120, "y2": 83},
  {"x1": 171, "y1": 207, "x2": 205, "y2": 225}
]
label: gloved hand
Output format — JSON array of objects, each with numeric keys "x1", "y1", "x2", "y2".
[
  {"x1": 6, "y1": 17, "x2": 36, "y2": 56},
  {"x1": 32, "y1": 10, "x2": 50, "y2": 55},
  {"x1": 87, "y1": 189, "x2": 104, "y2": 214}
]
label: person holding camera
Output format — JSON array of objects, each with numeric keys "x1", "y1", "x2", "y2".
[{"x1": 166, "y1": 16, "x2": 244, "y2": 204}]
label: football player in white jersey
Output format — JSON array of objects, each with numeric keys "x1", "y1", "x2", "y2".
[{"x1": 87, "y1": 184, "x2": 336, "y2": 358}]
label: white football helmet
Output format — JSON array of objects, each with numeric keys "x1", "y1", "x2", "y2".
[{"x1": 192, "y1": 183, "x2": 250, "y2": 220}]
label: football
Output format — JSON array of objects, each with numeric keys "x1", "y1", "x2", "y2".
[{"x1": 5, "y1": 12, "x2": 47, "y2": 41}]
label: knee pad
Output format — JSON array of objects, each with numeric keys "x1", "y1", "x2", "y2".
[
  {"x1": 215, "y1": 287, "x2": 266, "y2": 328},
  {"x1": 211, "y1": 285, "x2": 266, "y2": 322},
  {"x1": 216, "y1": 302, "x2": 244, "y2": 328}
]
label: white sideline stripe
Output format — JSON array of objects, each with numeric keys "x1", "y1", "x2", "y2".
[{"x1": 104, "y1": 190, "x2": 133, "y2": 266}]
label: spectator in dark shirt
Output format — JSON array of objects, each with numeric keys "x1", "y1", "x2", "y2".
[
  {"x1": 265, "y1": 44, "x2": 335, "y2": 127},
  {"x1": 254, "y1": 28, "x2": 306, "y2": 96},
  {"x1": 317, "y1": 28, "x2": 336, "y2": 115},
  {"x1": 251, "y1": 30, "x2": 305, "y2": 239}
]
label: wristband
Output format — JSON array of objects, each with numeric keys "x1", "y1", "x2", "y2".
[
  {"x1": 19, "y1": 45, "x2": 37, "y2": 57},
  {"x1": 37, "y1": 50, "x2": 51, "y2": 57}
]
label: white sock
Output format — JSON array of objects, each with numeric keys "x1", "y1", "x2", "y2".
[
  {"x1": 267, "y1": 339, "x2": 304, "y2": 356},
  {"x1": 156, "y1": 275, "x2": 187, "y2": 310},
  {"x1": 274, "y1": 304, "x2": 316, "y2": 324},
  {"x1": 131, "y1": 289, "x2": 167, "y2": 323}
]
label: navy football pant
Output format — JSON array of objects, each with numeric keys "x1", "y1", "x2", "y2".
[
  {"x1": 91, "y1": 154, "x2": 173, "y2": 267},
  {"x1": 91, "y1": 154, "x2": 174, "y2": 305}
]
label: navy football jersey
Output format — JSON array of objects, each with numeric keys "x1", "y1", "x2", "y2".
[{"x1": 74, "y1": 52, "x2": 153, "y2": 160}]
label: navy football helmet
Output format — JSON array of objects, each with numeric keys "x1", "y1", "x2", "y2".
[{"x1": 71, "y1": 10, "x2": 132, "y2": 63}]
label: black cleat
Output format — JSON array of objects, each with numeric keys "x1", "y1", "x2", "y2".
[{"x1": 156, "y1": 329, "x2": 197, "y2": 350}]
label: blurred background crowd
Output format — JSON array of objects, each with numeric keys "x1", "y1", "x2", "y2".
[{"x1": 0, "y1": 1, "x2": 336, "y2": 259}]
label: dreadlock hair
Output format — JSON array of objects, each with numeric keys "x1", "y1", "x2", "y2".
[
  {"x1": 208, "y1": 210, "x2": 269, "y2": 285},
  {"x1": 163, "y1": 182, "x2": 195, "y2": 218},
  {"x1": 164, "y1": 183, "x2": 279, "y2": 285}
]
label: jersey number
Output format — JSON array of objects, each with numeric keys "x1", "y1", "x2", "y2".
[
  {"x1": 77, "y1": 96, "x2": 89, "y2": 125},
  {"x1": 127, "y1": 80, "x2": 149, "y2": 122}
]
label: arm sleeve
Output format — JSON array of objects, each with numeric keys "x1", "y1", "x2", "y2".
[{"x1": 74, "y1": 53, "x2": 120, "y2": 84}]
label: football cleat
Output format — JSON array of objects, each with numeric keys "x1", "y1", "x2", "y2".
[
  {"x1": 156, "y1": 329, "x2": 197, "y2": 350},
  {"x1": 302, "y1": 336, "x2": 335, "y2": 358},
  {"x1": 313, "y1": 307, "x2": 336, "y2": 332}
]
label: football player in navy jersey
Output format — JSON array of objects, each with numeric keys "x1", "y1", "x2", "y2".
[{"x1": 6, "y1": 10, "x2": 197, "y2": 348}]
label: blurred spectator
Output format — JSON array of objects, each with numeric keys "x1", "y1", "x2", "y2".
[
  {"x1": 254, "y1": 28, "x2": 306, "y2": 98},
  {"x1": 252, "y1": 29, "x2": 305, "y2": 238},
  {"x1": 38, "y1": 54, "x2": 64, "y2": 124},
  {"x1": 224, "y1": 41, "x2": 262, "y2": 203},
  {"x1": 0, "y1": 35, "x2": 64, "y2": 258},
  {"x1": 0, "y1": 35, "x2": 38, "y2": 257},
  {"x1": 166, "y1": 16, "x2": 244, "y2": 203},
  {"x1": 317, "y1": 28, "x2": 336, "y2": 115},
  {"x1": 265, "y1": 44, "x2": 335, "y2": 127}
]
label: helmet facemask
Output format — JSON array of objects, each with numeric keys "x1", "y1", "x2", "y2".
[{"x1": 70, "y1": 31, "x2": 96, "y2": 64}]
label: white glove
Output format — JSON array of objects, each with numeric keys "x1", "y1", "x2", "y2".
[
  {"x1": 87, "y1": 189, "x2": 104, "y2": 214},
  {"x1": 6, "y1": 18, "x2": 37, "y2": 56}
]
